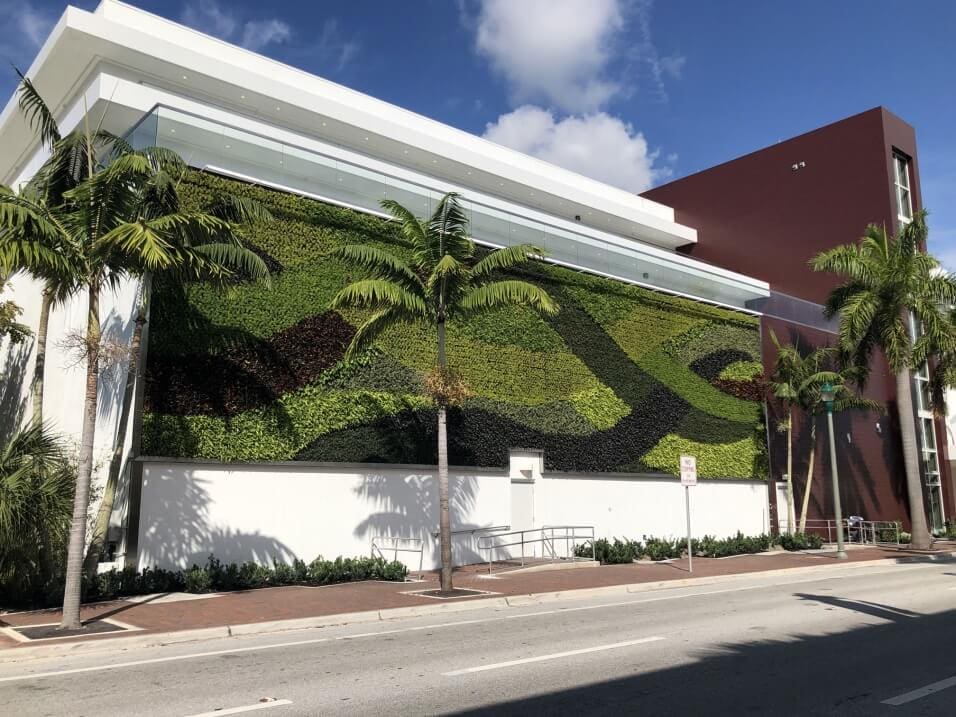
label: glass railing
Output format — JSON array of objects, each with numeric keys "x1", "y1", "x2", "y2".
[
  {"x1": 128, "y1": 106, "x2": 769, "y2": 311},
  {"x1": 745, "y1": 291, "x2": 838, "y2": 333}
]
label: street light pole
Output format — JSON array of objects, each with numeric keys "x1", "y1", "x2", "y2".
[{"x1": 821, "y1": 381, "x2": 847, "y2": 559}]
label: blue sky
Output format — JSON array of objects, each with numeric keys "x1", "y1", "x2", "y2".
[{"x1": 2, "y1": 0, "x2": 955, "y2": 265}]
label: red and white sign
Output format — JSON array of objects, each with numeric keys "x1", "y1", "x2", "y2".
[{"x1": 680, "y1": 455, "x2": 698, "y2": 486}]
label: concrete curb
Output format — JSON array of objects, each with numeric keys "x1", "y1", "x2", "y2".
[{"x1": 3, "y1": 551, "x2": 953, "y2": 664}]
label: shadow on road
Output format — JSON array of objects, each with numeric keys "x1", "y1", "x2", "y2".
[{"x1": 448, "y1": 605, "x2": 956, "y2": 716}]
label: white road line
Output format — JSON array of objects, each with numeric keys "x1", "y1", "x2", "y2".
[
  {"x1": 442, "y1": 636, "x2": 665, "y2": 676},
  {"x1": 0, "y1": 562, "x2": 938, "y2": 684},
  {"x1": 0, "y1": 638, "x2": 329, "y2": 683},
  {"x1": 184, "y1": 699, "x2": 293, "y2": 716},
  {"x1": 882, "y1": 676, "x2": 956, "y2": 706}
]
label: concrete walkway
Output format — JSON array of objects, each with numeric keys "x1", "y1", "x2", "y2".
[{"x1": 2, "y1": 544, "x2": 951, "y2": 657}]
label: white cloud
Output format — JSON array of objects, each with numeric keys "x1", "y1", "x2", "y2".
[
  {"x1": 658, "y1": 54, "x2": 687, "y2": 80},
  {"x1": 180, "y1": 0, "x2": 290, "y2": 52},
  {"x1": 474, "y1": 0, "x2": 626, "y2": 113},
  {"x1": 483, "y1": 105, "x2": 668, "y2": 193},
  {"x1": 241, "y1": 19, "x2": 292, "y2": 53},
  {"x1": 0, "y1": 2, "x2": 56, "y2": 67}
]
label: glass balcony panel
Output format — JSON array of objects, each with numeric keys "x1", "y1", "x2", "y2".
[{"x1": 135, "y1": 106, "x2": 767, "y2": 311}]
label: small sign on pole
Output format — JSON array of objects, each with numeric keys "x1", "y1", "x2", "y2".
[{"x1": 680, "y1": 455, "x2": 697, "y2": 572}]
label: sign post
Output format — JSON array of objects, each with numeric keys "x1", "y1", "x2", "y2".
[{"x1": 680, "y1": 455, "x2": 697, "y2": 573}]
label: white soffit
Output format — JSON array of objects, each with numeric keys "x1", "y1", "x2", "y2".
[{"x1": 0, "y1": 0, "x2": 697, "y2": 251}]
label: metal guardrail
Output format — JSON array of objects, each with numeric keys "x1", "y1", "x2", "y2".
[
  {"x1": 370, "y1": 536, "x2": 424, "y2": 576},
  {"x1": 430, "y1": 525, "x2": 511, "y2": 539},
  {"x1": 477, "y1": 525, "x2": 596, "y2": 572},
  {"x1": 779, "y1": 519, "x2": 901, "y2": 546}
]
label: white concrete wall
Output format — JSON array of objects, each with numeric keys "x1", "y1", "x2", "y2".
[
  {"x1": 536, "y1": 472, "x2": 770, "y2": 542},
  {"x1": 134, "y1": 458, "x2": 770, "y2": 572},
  {"x1": 136, "y1": 461, "x2": 512, "y2": 572}
]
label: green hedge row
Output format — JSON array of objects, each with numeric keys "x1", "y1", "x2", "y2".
[
  {"x1": 144, "y1": 171, "x2": 768, "y2": 478},
  {"x1": 580, "y1": 531, "x2": 823, "y2": 564}
]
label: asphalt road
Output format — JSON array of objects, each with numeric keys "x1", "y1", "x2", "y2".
[{"x1": 2, "y1": 559, "x2": 955, "y2": 716}]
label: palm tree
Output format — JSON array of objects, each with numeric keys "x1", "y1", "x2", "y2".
[
  {"x1": 83, "y1": 162, "x2": 273, "y2": 578},
  {"x1": 10, "y1": 69, "x2": 126, "y2": 423},
  {"x1": 768, "y1": 331, "x2": 801, "y2": 533},
  {"x1": 769, "y1": 333, "x2": 880, "y2": 532},
  {"x1": 0, "y1": 152, "x2": 268, "y2": 629},
  {"x1": 811, "y1": 212, "x2": 956, "y2": 549},
  {"x1": 0, "y1": 422, "x2": 74, "y2": 606},
  {"x1": 330, "y1": 192, "x2": 557, "y2": 592}
]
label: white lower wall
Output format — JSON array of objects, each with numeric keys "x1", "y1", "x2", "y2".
[
  {"x1": 136, "y1": 461, "x2": 512, "y2": 572},
  {"x1": 536, "y1": 473, "x2": 770, "y2": 542},
  {"x1": 135, "y1": 459, "x2": 770, "y2": 572}
]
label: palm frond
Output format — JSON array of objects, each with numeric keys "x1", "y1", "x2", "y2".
[
  {"x1": 459, "y1": 279, "x2": 558, "y2": 316},
  {"x1": 330, "y1": 244, "x2": 422, "y2": 291},
  {"x1": 344, "y1": 307, "x2": 414, "y2": 361},
  {"x1": 471, "y1": 244, "x2": 545, "y2": 282},
  {"x1": 330, "y1": 279, "x2": 429, "y2": 315},
  {"x1": 207, "y1": 193, "x2": 274, "y2": 224},
  {"x1": 189, "y1": 242, "x2": 272, "y2": 285},
  {"x1": 15, "y1": 68, "x2": 60, "y2": 149}
]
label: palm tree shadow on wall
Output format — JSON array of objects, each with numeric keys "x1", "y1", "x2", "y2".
[
  {"x1": 0, "y1": 341, "x2": 30, "y2": 441},
  {"x1": 136, "y1": 471, "x2": 295, "y2": 569},
  {"x1": 352, "y1": 471, "x2": 485, "y2": 569}
]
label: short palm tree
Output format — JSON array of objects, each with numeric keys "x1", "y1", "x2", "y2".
[
  {"x1": 0, "y1": 422, "x2": 74, "y2": 606},
  {"x1": 769, "y1": 333, "x2": 880, "y2": 532},
  {"x1": 0, "y1": 151, "x2": 269, "y2": 629},
  {"x1": 811, "y1": 212, "x2": 956, "y2": 549},
  {"x1": 331, "y1": 193, "x2": 557, "y2": 592}
]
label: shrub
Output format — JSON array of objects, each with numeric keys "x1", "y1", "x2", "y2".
[
  {"x1": 184, "y1": 565, "x2": 213, "y2": 593},
  {"x1": 642, "y1": 536, "x2": 683, "y2": 561},
  {"x1": 945, "y1": 520, "x2": 956, "y2": 540},
  {"x1": 775, "y1": 532, "x2": 824, "y2": 551},
  {"x1": 583, "y1": 538, "x2": 641, "y2": 564},
  {"x1": 692, "y1": 532, "x2": 771, "y2": 558}
]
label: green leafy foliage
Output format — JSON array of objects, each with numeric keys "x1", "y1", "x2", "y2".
[
  {"x1": 581, "y1": 537, "x2": 641, "y2": 564},
  {"x1": 692, "y1": 532, "x2": 772, "y2": 557},
  {"x1": 642, "y1": 536, "x2": 684, "y2": 561},
  {"x1": 774, "y1": 532, "x2": 824, "y2": 551},
  {"x1": 144, "y1": 172, "x2": 767, "y2": 478}
]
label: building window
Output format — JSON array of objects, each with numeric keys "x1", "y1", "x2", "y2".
[{"x1": 893, "y1": 152, "x2": 913, "y2": 223}]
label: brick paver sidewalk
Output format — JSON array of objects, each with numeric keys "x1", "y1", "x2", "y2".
[{"x1": 2, "y1": 545, "x2": 949, "y2": 651}]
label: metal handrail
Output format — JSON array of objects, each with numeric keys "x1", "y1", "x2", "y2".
[
  {"x1": 477, "y1": 526, "x2": 596, "y2": 572},
  {"x1": 370, "y1": 536, "x2": 424, "y2": 576},
  {"x1": 430, "y1": 525, "x2": 511, "y2": 538},
  {"x1": 778, "y1": 518, "x2": 900, "y2": 546}
]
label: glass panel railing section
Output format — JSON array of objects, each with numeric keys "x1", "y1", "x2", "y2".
[{"x1": 130, "y1": 105, "x2": 767, "y2": 311}]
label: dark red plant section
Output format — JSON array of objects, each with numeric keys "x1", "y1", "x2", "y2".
[
  {"x1": 711, "y1": 378, "x2": 767, "y2": 402},
  {"x1": 145, "y1": 311, "x2": 355, "y2": 415}
]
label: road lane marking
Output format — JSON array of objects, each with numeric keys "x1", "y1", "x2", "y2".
[
  {"x1": 443, "y1": 636, "x2": 665, "y2": 676},
  {"x1": 0, "y1": 638, "x2": 329, "y2": 684},
  {"x1": 184, "y1": 699, "x2": 293, "y2": 716},
  {"x1": 882, "y1": 676, "x2": 956, "y2": 706},
  {"x1": 0, "y1": 562, "x2": 939, "y2": 683}
]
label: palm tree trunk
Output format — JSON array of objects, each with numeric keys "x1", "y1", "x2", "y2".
[
  {"x1": 799, "y1": 421, "x2": 817, "y2": 533},
  {"x1": 31, "y1": 288, "x2": 52, "y2": 423},
  {"x1": 436, "y1": 319, "x2": 453, "y2": 592},
  {"x1": 83, "y1": 275, "x2": 150, "y2": 578},
  {"x1": 60, "y1": 280, "x2": 100, "y2": 630},
  {"x1": 785, "y1": 410, "x2": 794, "y2": 534},
  {"x1": 896, "y1": 369, "x2": 932, "y2": 549}
]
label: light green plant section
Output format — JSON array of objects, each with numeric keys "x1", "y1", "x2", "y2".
[
  {"x1": 643, "y1": 433, "x2": 758, "y2": 478},
  {"x1": 375, "y1": 321, "x2": 604, "y2": 406},
  {"x1": 719, "y1": 360, "x2": 764, "y2": 380},
  {"x1": 568, "y1": 386, "x2": 631, "y2": 430},
  {"x1": 145, "y1": 388, "x2": 431, "y2": 462}
]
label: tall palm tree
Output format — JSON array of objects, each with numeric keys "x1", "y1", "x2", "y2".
[
  {"x1": 331, "y1": 193, "x2": 557, "y2": 592},
  {"x1": 811, "y1": 212, "x2": 956, "y2": 549},
  {"x1": 0, "y1": 152, "x2": 268, "y2": 629},
  {"x1": 768, "y1": 330, "x2": 801, "y2": 533},
  {"x1": 83, "y1": 161, "x2": 273, "y2": 578},
  {"x1": 10, "y1": 69, "x2": 126, "y2": 423}
]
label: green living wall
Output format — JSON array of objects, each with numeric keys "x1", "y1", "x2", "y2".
[{"x1": 143, "y1": 172, "x2": 767, "y2": 479}]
